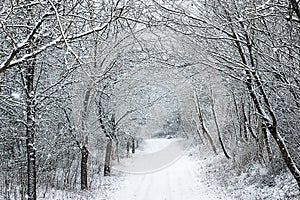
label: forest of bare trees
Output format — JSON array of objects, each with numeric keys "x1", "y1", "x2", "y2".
[{"x1": 0, "y1": 0, "x2": 299, "y2": 199}]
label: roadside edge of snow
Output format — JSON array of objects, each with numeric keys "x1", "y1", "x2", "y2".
[{"x1": 190, "y1": 144, "x2": 300, "y2": 200}]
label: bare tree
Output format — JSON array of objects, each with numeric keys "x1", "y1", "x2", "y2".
[{"x1": 141, "y1": 0, "x2": 300, "y2": 189}]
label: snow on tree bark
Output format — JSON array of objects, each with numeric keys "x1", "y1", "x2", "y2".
[
  {"x1": 25, "y1": 59, "x2": 36, "y2": 200},
  {"x1": 194, "y1": 91, "x2": 218, "y2": 155}
]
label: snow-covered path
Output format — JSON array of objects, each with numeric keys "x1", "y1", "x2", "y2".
[{"x1": 110, "y1": 138, "x2": 231, "y2": 200}]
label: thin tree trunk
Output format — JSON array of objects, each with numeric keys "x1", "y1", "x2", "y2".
[
  {"x1": 241, "y1": 102, "x2": 248, "y2": 141},
  {"x1": 80, "y1": 87, "x2": 93, "y2": 190},
  {"x1": 5, "y1": 178, "x2": 10, "y2": 199},
  {"x1": 193, "y1": 117, "x2": 204, "y2": 144},
  {"x1": 115, "y1": 139, "x2": 120, "y2": 163},
  {"x1": 23, "y1": 2, "x2": 37, "y2": 197},
  {"x1": 19, "y1": 162, "x2": 25, "y2": 200},
  {"x1": 262, "y1": 123, "x2": 272, "y2": 162},
  {"x1": 80, "y1": 145, "x2": 88, "y2": 190},
  {"x1": 268, "y1": 127, "x2": 300, "y2": 189},
  {"x1": 232, "y1": 25, "x2": 300, "y2": 188},
  {"x1": 104, "y1": 139, "x2": 112, "y2": 176},
  {"x1": 25, "y1": 59, "x2": 36, "y2": 200},
  {"x1": 136, "y1": 139, "x2": 139, "y2": 149},
  {"x1": 127, "y1": 140, "x2": 130, "y2": 158},
  {"x1": 231, "y1": 91, "x2": 243, "y2": 140},
  {"x1": 131, "y1": 138, "x2": 135, "y2": 154},
  {"x1": 252, "y1": 69, "x2": 300, "y2": 189},
  {"x1": 194, "y1": 91, "x2": 218, "y2": 154},
  {"x1": 242, "y1": 102, "x2": 258, "y2": 141},
  {"x1": 210, "y1": 90, "x2": 231, "y2": 159}
]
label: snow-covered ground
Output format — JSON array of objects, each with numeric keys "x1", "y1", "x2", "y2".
[
  {"x1": 40, "y1": 138, "x2": 299, "y2": 200},
  {"x1": 112, "y1": 138, "x2": 190, "y2": 174},
  {"x1": 109, "y1": 138, "x2": 233, "y2": 200}
]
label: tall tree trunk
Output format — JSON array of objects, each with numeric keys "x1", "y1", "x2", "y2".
[
  {"x1": 193, "y1": 118, "x2": 204, "y2": 144},
  {"x1": 230, "y1": 23, "x2": 300, "y2": 188},
  {"x1": 80, "y1": 87, "x2": 92, "y2": 189},
  {"x1": 115, "y1": 139, "x2": 120, "y2": 163},
  {"x1": 136, "y1": 139, "x2": 139, "y2": 149},
  {"x1": 210, "y1": 90, "x2": 231, "y2": 159},
  {"x1": 231, "y1": 91, "x2": 243, "y2": 140},
  {"x1": 104, "y1": 139, "x2": 112, "y2": 176},
  {"x1": 267, "y1": 126, "x2": 300, "y2": 189},
  {"x1": 19, "y1": 162, "x2": 25, "y2": 200},
  {"x1": 241, "y1": 102, "x2": 248, "y2": 142},
  {"x1": 194, "y1": 91, "x2": 218, "y2": 154},
  {"x1": 262, "y1": 123, "x2": 272, "y2": 162},
  {"x1": 25, "y1": 61, "x2": 36, "y2": 200},
  {"x1": 80, "y1": 145, "x2": 89, "y2": 190},
  {"x1": 131, "y1": 137, "x2": 135, "y2": 154},
  {"x1": 126, "y1": 140, "x2": 130, "y2": 158}
]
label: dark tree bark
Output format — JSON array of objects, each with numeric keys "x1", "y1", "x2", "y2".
[
  {"x1": 80, "y1": 145, "x2": 89, "y2": 190},
  {"x1": 262, "y1": 123, "x2": 272, "y2": 162},
  {"x1": 104, "y1": 139, "x2": 112, "y2": 176},
  {"x1": 210, "y1": 91, "x2": 231, "y2": 159},
  {"x1": 228, "y1": 18, "x2": 300, "y2": 189},
  {"x1": 194, "y1": 92, "x2": 218, "y2": 154},
  {"x1": 131, "y1": 138, "x2": 135, "y2": 154},
  {"x1": 127, "y1": 140, "x2": 130, "y2": 158},
  {"x1": 25, "y1": 60, "x2": 37, "y2": 200},
  {"x1": 267, "y1": 126, "x2": 300, "y2": 189},
  {"x1": 193, "y1": 118, "x2": 204, "y2": 144},
  {"x1": 23, "y1": 2, "x2": 37, "y2": 198}
]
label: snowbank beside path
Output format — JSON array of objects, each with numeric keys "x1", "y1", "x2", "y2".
[
  {"x1": 192, "y1": 145, "x2": 300, "y2": 200},
  {"x1": 40, "y1": 138, "x2": 299, "y2": 199}
]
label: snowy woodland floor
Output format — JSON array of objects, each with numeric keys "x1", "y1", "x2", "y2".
[{"x1": 40, "y1": 138, "x2": 300, "y2": 200}]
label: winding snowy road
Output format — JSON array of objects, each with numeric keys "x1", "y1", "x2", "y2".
[{"x1": 110, "y1": 138, "x2": 231, "y2": 200}]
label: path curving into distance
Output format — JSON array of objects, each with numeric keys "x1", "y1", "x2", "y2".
[{"x1": 109, "y1": 138, "x2": 233, "y2": 200}]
